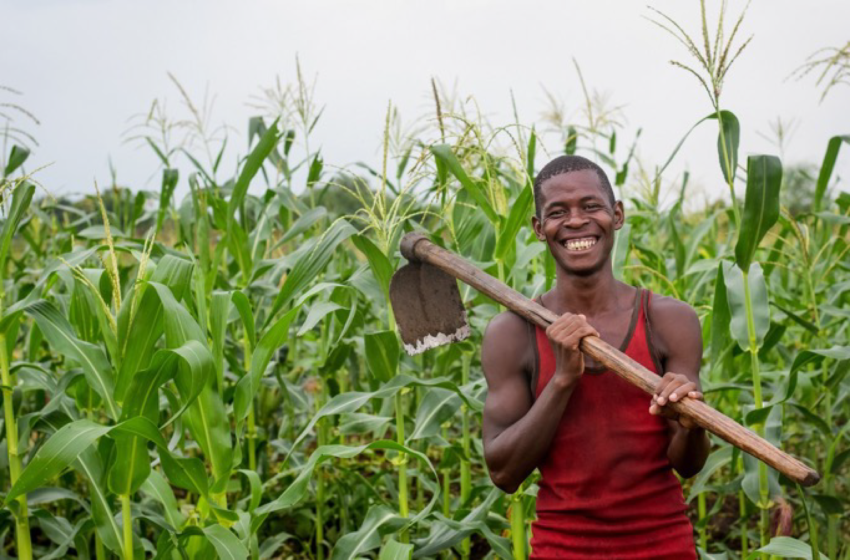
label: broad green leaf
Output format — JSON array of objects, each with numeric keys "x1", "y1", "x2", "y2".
[
  {"x1": 227, "y1": 119, "x2": 281, "y2": 220},
  {"x1": 255, "y1": 439, "x2": 439, "y2": 540},
  {"x1": 813, "y1": 135, "x2": 850, "y2": 212},
  {"x1": 612, "y1": 222, "x2": 631, "y2": 281},
  {"x1": 156, "y1": 168, "x2": 179, "y2": 233},
  {"x1": 278, "y1": 206, "x2": 328, "y2": 245},
  {"x1": 0, "y1": 181, "x2": 35, "y2": 272},
  {"x1": 6, "y1": 419, "x2": 112, "y2": 503},
  {"x1": 724, "y1": 262, "x2": 770, "y2": 351},
  {"x1": 430, "y1": 144, "x2": 497, "y2": 224},
  {"x1": 4, "y1": 144, "x2": 30, "y2": 176},
  {"x1": 269, "y1": 218, "x2": 356, "y2": 320},
  {"x1": 687, "y1": 447, "x2": 733, "y2": 502},
  {"x1": 234, "y1": 305, "x2": 299, "y2": 424},
  {"x1": 364, "y1": 330, "x2": 399, "y2": 383},
  {"x1": 24, "y1": 300, "x2": 119, "y2": 419},
  {"x1": 286, "y1": 374, "x2": 482, "y2": 462},
  {"x1": 116, "y1": 254, "x2": 194, "y2": 402},
  {"x1": 378, "y1": 538, "x2": 414, "y2": 560},
  {"x1": 332, "y1": 505, "x2": 402, "y2": 560},
  {"x1": 716, "y1": 110, "x2": 740, "y2": 184},
  {"x1": 109, "y1": 341, "x2": 213, "y2": 495},
  {"x1": 297, "y1": 302, "x2": 344, "y2": 336},
  {"x1": 352, "y1": 234, "x2": 394, "y2": 297},
  {"x1": 203, "y1": 524, "x2": 249, "y2": 560},
  {"x1": 735, "y1": 155, "x2": 782, "y2": 272},
  {"x1": 756, "y1": 536, "x2": 828, "y2": 559},
  {"x1": 409, "y1": 388, "x2": 461, "y2": 441},
  {"x1": 74, "y1": 447, "x2": 123, "y2": 555},
  {"x1": 709, "y1": 263, "x2": 731, "y2": 371},
  {"x1": 495, "y1": 183, "x2": 534, "y2": 262},
  {"x1": 656, "y1": 111, "x2": 737, "y2": 181},
  {"x1": 140, "y1": 470, "x2": 187, "y2": 530}
]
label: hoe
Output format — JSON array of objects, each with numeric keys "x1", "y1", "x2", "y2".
[{"x1": 389, "y1": 232, "x2": 820, "y2": 486}]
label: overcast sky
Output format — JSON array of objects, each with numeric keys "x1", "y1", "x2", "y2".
[{"x1": 4, "y1": 0, "x2": 849, "y2": 207}]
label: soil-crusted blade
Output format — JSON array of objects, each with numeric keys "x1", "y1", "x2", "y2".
[{"x1": 390, "y1": 261, "x2": 470, "y2": 355}]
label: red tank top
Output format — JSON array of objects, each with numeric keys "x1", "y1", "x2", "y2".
[{"x1": 529, "y1": 289, "x2": 696, "y2": 560}]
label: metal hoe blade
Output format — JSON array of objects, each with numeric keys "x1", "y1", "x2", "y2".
[{"x1": 389, "y1": 261, "x2": 470, "y2": 355}]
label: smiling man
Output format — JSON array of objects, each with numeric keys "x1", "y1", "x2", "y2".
[{"x1": 481, "y1": 155, "x2": 709, "y2": 559}]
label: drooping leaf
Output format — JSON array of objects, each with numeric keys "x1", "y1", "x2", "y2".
[
  {"x1": 724, "y1": 262, "x2": 770, "y2": 351},
  {"x1": 364, "y1": 331, "x2": 399, "y2": 383},
  {"x1": 813, "y1": 135, "x2": 850, "y2": 212},
  {"x1": 735, "y1": 155, "x2": 782, "y2": 272},
  {"x1": 430, "y1": 144, "x2": 497, "y2": 224}
]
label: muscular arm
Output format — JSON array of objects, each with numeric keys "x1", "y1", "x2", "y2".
[
  {"x1": 481, "y1": 311, "x2": 595, "y2": 494},
  {"x1": 648, "y1": 296, "x2": 710, "y2": 478}
]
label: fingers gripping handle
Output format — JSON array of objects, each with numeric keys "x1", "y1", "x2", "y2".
[{"x1": 400, "y1": 233, "x2": 820, "y2": 486}]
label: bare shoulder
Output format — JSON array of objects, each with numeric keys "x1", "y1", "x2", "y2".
[
  {"x1": 649, "y1": 293, "x2": 700, "y2": 327},
  {"x1": 481, "y1": 311, "x2": 533, "y2": 383},
  {"x1": 647, "y1": 293, "x2": 702, "y2": 364}
]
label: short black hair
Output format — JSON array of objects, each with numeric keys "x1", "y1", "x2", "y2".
[{"x1": 533, "y1": 155, "x2": 616, "y2": 217}]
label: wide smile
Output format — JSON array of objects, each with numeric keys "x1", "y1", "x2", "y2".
[{"x1": 560, "y1": 236, "x2": 599, "y2": 252}]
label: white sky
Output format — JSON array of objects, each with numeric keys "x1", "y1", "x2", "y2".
[{"x1": 3, "y1": 0, "x2": 849, "y2": 207}]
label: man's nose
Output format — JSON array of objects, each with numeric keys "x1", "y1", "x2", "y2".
[{"x1": 563, "y1": 213, "x2": 590, "y2": 228}]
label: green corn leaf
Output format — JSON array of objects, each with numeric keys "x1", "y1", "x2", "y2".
[
  {"x1": 364, "y1": 330, "x2": 399, "y2": 383},
  {"x1": 6, "y1": 419, "x2": 112, "y2": 503},
  {"x1": 756, "y1": 536, "x2": 829, "y2": 559},
  {"x1": 724, "y1": 261, "x2": 770, "y2": 351},
  {"x1": 233, "y1": 305, "x2": 299, "y2": 425},
  {"x1": 655, "y1": 110, "x2": 738, "y2": 182},
  {"x1": 352, "y1": 234, "x2": 394, "y2": 298},
  {"x1": 268, "y1": 218, "x2": 356, "y2": 320},
  {"x1": 430, "y1": 144, "x2": 497, "y2": 224},
  {"x1": 140, "y1": 470, "x2": 187, "y2": 530},
  {"x1": 686, "y1": 446, "x2": 733, "y2": 502},
  {"x1": 735, "y1": 155, "x2": 782, "y2": 272},
  {"x1": 255, "y1": 440, "x2": 439, "y2": 537},
  {"x1": 156, "y1": 168, "x2": 179, "y2": 234},
  {"x1": 278, "y1": 206, "x2": 328, "y2": 246},
  {"x1": 495, "y1": 183, "x2": 533, "y2": 261},
  {"x1": 409, "y1": 388, "x2": 461, "y2": 441},
  {"x1": 297, "y1": 302, "x2": 344, "y2": 336},
  {"x1": 116, "y1": 254, "x2": 194, "y2": 402},
  {"x1": 0, "y1": 180, "x2": 35, "y2": 273},
  {"x1": 716, "y1": 110, "x2": 740, "y2": 184},
  {"x1": 286, "y1": 375, "x2": 483, "y2": 463},
  {"x1": 612, "y1": 222, "x2": 632, "y2": 281},
  {"x1": 109, "y1": 340, "x2": 213, "y2": 495},
  {"x1": 332, "y1": 505, "x2": 403, "y2": 560},
  {"x1": 227, "y1": 119, "x2": 281, "y2": 220},
  {"x1": 813, "y1": 135, "x2": 850, "y2": 212},
  {"x1": 74, "y1": 447, "x2": 123, "y2": 555},
  {"x1": 4, "y1": 144, "x2": 30, "y2": 177},
  {"x1": 203, "y1": 524, "x2": 249, "y2": 560},
  {"x1": 710, "y1": 262, "x2": 732, "y2": 370},
  {"x1": 378, "y1": 538, "x2": 414, "y2": 560},
  {"x1": 24, "y1": 300, "x2": 120, "y2": 419}
]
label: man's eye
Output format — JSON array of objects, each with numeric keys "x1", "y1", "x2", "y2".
[
  {"x1": 548, "y1": 211, "x2": 565, "y2": 218},
  {"x1": 585, "y1": 204, "x2": 602, "y2": 211}
]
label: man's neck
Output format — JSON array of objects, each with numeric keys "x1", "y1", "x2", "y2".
[{"x1": 547, "y1": 264, "x2": 624, "y2": 317}]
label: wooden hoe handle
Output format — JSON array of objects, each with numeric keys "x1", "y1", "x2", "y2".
[{"x1": 401, "y1": 233, "x2": 820, "y2": 486}]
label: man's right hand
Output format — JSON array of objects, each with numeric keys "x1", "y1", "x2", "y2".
[{"x1": 545, "y1": 313, "x2": 599, "y2": 388}]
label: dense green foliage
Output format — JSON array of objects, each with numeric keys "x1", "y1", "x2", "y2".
[{"x1": 1, "y1": 5, "x2": 848, "y2": 560}]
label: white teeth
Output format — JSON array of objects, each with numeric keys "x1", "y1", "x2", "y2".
[{"x1": 564, "y1": 237, "x2": 597, "y2": 251}]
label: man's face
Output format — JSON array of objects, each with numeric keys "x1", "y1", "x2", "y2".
[{"x1": 531, "y1": 169, "x2": 624, "y2": 277}]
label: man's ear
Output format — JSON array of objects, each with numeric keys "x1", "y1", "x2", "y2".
[
  {"x1": 532, "y1": 215, "x2": 546, "y2": 241},
  {"x1": 613, "y1": 200, "x2": 625, "y2": 230}
]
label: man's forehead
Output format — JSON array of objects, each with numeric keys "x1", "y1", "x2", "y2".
[{"x1": 540, "y1": 171, "x2": 607, "y2": 203}]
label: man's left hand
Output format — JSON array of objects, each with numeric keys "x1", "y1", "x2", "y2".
[{"x1": 649, "y1": 372, "x2": 703, "y2": 429}]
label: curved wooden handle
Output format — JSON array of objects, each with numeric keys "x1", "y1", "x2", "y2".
[{"x1": 401, "y1": 233, "x2": 820, "y2": 486}]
